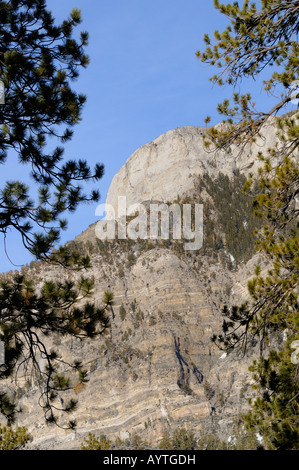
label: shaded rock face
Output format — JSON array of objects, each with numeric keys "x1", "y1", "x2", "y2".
[{"x1": 1, "y1": 124, "x2": 275, "y2": 449}]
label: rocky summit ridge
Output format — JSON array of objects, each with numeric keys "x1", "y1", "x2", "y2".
[
  {"x1": 1, "y1": 121, "x2": 279, "y2": 449},
  {"x1": 105, "y1": 121, "x2": 278, "y2": 218}
]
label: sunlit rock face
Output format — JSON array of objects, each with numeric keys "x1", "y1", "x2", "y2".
[{"x1": 105, "y1": 121, "x2": 277, "y2": 218}]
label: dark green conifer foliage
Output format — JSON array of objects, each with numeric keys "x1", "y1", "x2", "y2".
[
  {"x1": 159, "y1": 428, "x2": 197, "y2": 450},
  {"x1": 0, "y1": 274, "x2": 112, "y2": 427},
  {"x1": 197, "y1": 0, "x2": 298, "y2": 450},
  {"x1": 197, "y1": 170, "x2": 261, "y2": 265},
  {"x1": 0, "y1": 0, "x2": 109, "y2": 430},
  {"x1": 0, "y1": 0, "x2": 104, "y2": 259}
]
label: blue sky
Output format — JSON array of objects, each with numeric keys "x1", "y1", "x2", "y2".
[{"x1": 0, "y1": 0, "x2": 281, "y2": 272}]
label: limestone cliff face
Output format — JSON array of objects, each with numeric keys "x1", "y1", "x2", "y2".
[
  {"x1": 15, "y1": 247, "x2": 261, "y2": 450},
  {"x1": 1, "y1": 123, "x2": 276, "y2": 449},
  {"x1": 105, "y1": 121, "x2": 278, "y2": 218}
]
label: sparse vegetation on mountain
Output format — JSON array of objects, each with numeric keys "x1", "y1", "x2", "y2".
[
  {"x1": 81, "y1": 432, "x2": 112, "y2": 450},
  {"x1": 0, "y1": 425, "x2": 31, "y2": 450},
  {"x1": 196, "y1": 170, "x2": 261, "y2": 266},
  {"x1": 159, "y1": 428, "x2": 198, "y2": 450},
  {"x1": 81, "y1": 432, "x2": 147, "y2": 450}
]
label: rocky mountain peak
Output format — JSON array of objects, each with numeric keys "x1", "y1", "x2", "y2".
[
  {"x1": 1, "y1": 120, "x2": 280, "y2": 450},
  {"x1": 105, "y1": 121, "x2": 278, "y2": 218}
]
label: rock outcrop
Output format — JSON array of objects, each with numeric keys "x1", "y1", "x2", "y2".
[
  {"x1": 0, "y1": 122, "x2": 277, "y2": 449},
  {"x1": 105, "y1": 122, "x2": 278, "y2": 217}
]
